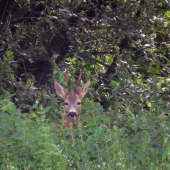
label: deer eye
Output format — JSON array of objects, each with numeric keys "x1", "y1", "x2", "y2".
[
  {"x1": 77, "y1": 102, "x2": 81, "y2": 105},
  {"x1": 65, "y1": 102, "x2": 68, "y2": 106}
]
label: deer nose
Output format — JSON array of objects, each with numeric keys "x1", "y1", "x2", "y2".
[{"x1": 68, "y1": 112, "x2": 77, "y2": 119}]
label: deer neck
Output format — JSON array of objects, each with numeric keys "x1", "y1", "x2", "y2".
[{"x1": 63, "y1": 114, "x2": 80, "y2": 130}]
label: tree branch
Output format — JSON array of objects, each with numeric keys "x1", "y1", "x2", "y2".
[{"x1": 79, "y1": 53, "x2": 110, "y2": 67}]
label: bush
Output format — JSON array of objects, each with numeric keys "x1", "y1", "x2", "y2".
[{"x1": 0, "y1": 94, "x2": 170, "y2": 169}]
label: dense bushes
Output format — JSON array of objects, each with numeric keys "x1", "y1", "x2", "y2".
[
  {"x1": 0, "y1": 93, "x2": 170, "y2": 169},
  {"x1": 0, "y1": 0, "x2": 170, "y2": 169}
]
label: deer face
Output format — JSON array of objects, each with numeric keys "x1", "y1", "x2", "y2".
[
  {"x1": 64, "y1": 93, "x2": 82, "y2": 119},
  {"x1": 54, "y1": 69, "x2": 90, "y2": 122}
]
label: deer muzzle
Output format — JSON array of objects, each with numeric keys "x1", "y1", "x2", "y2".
[{"x1": 68, "y1": 112, "x2": 77, "y2": 119}]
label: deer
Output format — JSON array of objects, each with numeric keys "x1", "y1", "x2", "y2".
[{"x1": 53, "y1": 69, "x2": 90, "y2": 139}]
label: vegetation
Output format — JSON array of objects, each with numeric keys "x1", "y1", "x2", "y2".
[{"x1": 0, "y1": 0, "x2": 170, "y2": 169}]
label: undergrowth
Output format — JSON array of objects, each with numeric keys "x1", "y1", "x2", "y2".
[{"x1": 0, "y1": 95, "x2": 170, "y2": 170}]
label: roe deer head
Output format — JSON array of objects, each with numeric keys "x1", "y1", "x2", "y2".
[{"x1": 53, "y1": 69, "x2": 90, "y2": 137}]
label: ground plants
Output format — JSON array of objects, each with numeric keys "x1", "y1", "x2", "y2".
[{"x1": 0, "y1": 91, "x2": 170, "y2": 169}]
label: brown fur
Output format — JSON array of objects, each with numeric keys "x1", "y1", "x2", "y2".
[{"x1": 53, "y1": 69, "x2": 90, "y2": 139}]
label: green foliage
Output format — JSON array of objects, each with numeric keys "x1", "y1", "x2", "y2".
[
  {"x1": 0, "y1": 0, "x2": 170, "y2": 169},
  {"x1": 0, "y1": 94, "x2": 170, "y2": 169},
  {"x1": 1, "y1": 0, "x2": 170, "y2": 113}
]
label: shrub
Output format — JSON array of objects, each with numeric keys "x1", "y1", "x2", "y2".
[{"x1": 0, "y1": 94, "x2": 170, "y2": 169}]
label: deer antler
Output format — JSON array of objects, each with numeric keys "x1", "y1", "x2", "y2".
[
  {"x1": 65, "y1": 68, "x2": 71, "y2": 92},
  {"x1": 74, "y1": 70, "x2": 82, "y2": 93}
]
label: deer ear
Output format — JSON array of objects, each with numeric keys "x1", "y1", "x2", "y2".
[
  {"x1": 78, "y1": 79, "x2": 90, "y2": 100},
  {"x1": 54, "y1": 81, "x2": 67, "y2": 99}
]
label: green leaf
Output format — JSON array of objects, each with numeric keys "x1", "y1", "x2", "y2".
[
  {"x1": 40, "y1": 106, "x2": 52, "y2": 114},
  {"x1": 53, "y1": 69, "x2": 57, "y2": 74},
  {"x1": 6, "y1": 50, "x2": 14, "y2": 58},
  {"x1": 59, "y1": 72, "x2": 65, "y2": 83},
  {"x1": 147, "y1": 102, "x2": 152, "y2": 107},
  {"x1": 109, "y1": 80, "x2": 119, "y2": 86},
  {"x1": 86, "y1": 121, "x2": 94, "y2": 127},
  {"x1": 164, "y1": 137, "x2": 168, "y2": 145},
  {"x1": 108, "y1": 57, "x2": 113, "y2": 65},
  {"x1": 136, "y1": 79, "x2": 140, "y2": 84},
  {"x1": 164, "y1": 22, "x2": 169, "y2": 27},
  {"x1": 164, "y1": 11, "x2": 170, "y2": 18},
  {"x1": 33, "y1": 103, "x2": 38, "y2": 109}
]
